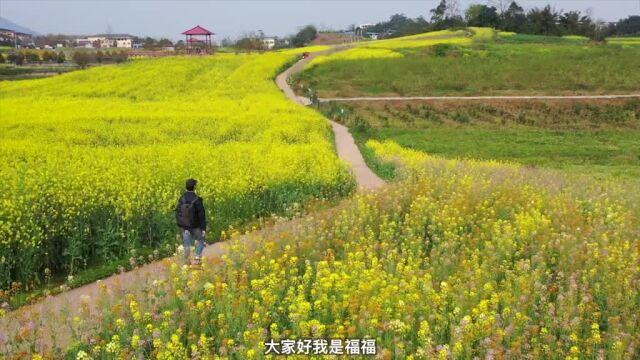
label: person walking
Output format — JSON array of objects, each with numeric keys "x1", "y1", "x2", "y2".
[{"x1": 175, "y1": 178, "x2": 207, "y2": 265}]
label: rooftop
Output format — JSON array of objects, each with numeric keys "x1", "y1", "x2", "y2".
[{"x1": 182, "y1": 25, "x2": 215, "y2": 36}]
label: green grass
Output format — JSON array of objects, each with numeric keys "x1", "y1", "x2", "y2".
[
  {"x1": 320, "y1": 100, "x2": 640, "y2": 178},
  {"x1": 296, "y1": 43, "x2": 640, "y2": 97},
  {"x1": 374, "y1": 127, "x2": 640, "y2": 177}
]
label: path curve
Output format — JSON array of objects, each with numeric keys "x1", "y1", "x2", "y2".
[
  {"x1": 318, "y1": 94, "x2": 640, "y2": 102},
  {"x1": 275, "y1": 48, "x2": 385, "y2": 191}
]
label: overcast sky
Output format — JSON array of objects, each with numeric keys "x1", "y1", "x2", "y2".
[{"x1": 1, "y1": 0, "x2": 639, "y2": 40}]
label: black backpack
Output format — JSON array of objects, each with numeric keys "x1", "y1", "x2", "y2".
[{"x1": 176, "y1": 196, "x2": 198, "y2": 228}]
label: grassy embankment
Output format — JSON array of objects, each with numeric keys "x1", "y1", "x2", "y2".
[
  {"x1": 298, "y1": 29, "x2": 640, "y2": 179},
  {"x1": 295, "y1": 31, "x2": 640, "y2": 97},
  {"x1": 320, "y1": 99, "x2": 640, "y2": 179}
]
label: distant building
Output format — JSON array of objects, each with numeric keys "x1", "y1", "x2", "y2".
[
  {"x1": 365, "y1": 32, "x2": 380, "y2": 40},
  {"x1": 114, "y1": 36, "x2": 132, "y2": 48},
  {"x1": 87, "y1": 36, "x2": 112, "y2": 48},
  {"x1": 75, "y1": 34, "x2": 134, "y2": 48},
  {"x1": 354, "y1": 24, "x2": 374, "y2": 39},
  {"x1": 75, "y1": 38, "x2": 91, "y2": 47},
  {"x1": 260, "y1": 36, "x2": 289, "y2": 50},
  {"x1": 278, "y1": 38, "x2": 290, "y2": 47},
  {"x1": 262, "y1": 37, "x2": 276, "y2": 49}
]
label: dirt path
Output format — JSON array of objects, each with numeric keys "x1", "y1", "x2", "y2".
[
  {"x1": 318, "y1": 94, "x2": 640, "y2": 102},
  {"x1": 275, "y1": 45, "x2": 351, "y2": 106},
  {"x1": 275, "y1": 47, "x2": 385, "y2": 190}
]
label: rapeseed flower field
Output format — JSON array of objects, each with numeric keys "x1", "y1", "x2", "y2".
[
  {"x1": 306, "y1": 48, "x2": 404, "y2": 68},
  {"x1": 304, "y1": 29, "x2": 476, "y2": 68},
  {"x1": 9, "y1": 139, "x2": 635, "y2": 359},
  {"x1": 0, "y1": 53, "x2": 355, "y2": 291}
]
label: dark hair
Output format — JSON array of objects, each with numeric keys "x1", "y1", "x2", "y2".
[{"x1": 186, "y1": 178, "x2": 197, "y2": 191}]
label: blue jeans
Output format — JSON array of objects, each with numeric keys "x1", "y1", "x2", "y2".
[{"x1": 183, "y1": 228, "x2": 205, "y2": 260}]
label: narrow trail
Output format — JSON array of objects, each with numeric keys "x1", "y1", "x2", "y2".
[
  {"x1": 318, "y1": 94, "x2": 640, "y2": 102},
  {"x1": 275, "y1": 47, "x2": 385, "y2": 190},
  {"x1": 1, "y1": 48, "x2": 384, "y2": 354}
]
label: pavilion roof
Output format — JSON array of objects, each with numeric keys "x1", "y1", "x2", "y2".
[{"x1": 181, "y1": 25, "x2": 214, "y2": 36}]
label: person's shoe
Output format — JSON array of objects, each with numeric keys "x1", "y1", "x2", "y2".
[{"x1": 193, "y1": 257, "x2": 202, "y2": 266}]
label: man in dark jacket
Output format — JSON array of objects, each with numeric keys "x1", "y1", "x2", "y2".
[{"x1": 176, "y1": 178, "x2": 207, "y2": 265}]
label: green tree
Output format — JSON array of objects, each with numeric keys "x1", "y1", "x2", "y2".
[
  {"x1": 95, "y1": 50, "x2": 104, "y2": 63},
  {"x1": 291, "y1": 25, "x2": 318, "y2": 47},
  {"x1": 143, "y1": 37, "x2": 157, "y2": 50},
  {"x1": 25, "y1": 52, "x2": 40, "y2": 63},
  {"x1": 501, "y1": 1, "x2": 526, "y2": 32},
  {"x1": 7, "y1": 52, "x2": 25, "y2": 65},
  {"x1": 56, "y1": 51, "x2": 66, "y2": 64},
  {"x1": 614, "y1": 16, "x2": 640, "y2": 36},
  {"x1": 42, "y1": 50, "x2": 56, "y2": 62},
  {"x1": 236, "y1": 37, "x2": 263, "y2": 52},
  {"x1": 157, "y1": 38, "x2": 173, "y2": 48},
  {"x1": 559, "y1": 10, "x2": 594, "y2": 36},
  {"x1": 466, "y1": 4, "x2": 499, "y2": 27},
  {"x1": 525, "y1": 5, "x2": 561, "y2": 36},
  {"x1": 113, "y1": 50, "x2": 128, "y2": 63},
  {"x1": 72, "y1": 51, "x2": 92, "y2": 69},
  {"x1": 430, "y1": 0, "x2": 448, "y2": 23},
  {"x1": 430, "y1": 0, "x2": 465, "y2": 30},
  {"x1": 0, "y1": 53, "x2": 5, "y2": 64}
]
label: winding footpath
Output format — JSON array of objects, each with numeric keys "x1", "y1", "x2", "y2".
[
  {"x1": 275, "y1": 48, "x2": 385, "y2": 190},
  {"x1": 0, "y1": 49, "x2": 384, "y2": 355}
]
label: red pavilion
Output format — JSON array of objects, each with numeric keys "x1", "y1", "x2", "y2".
[{"x1": 181, "y1": 25, "x2": 215, "y2": 54}]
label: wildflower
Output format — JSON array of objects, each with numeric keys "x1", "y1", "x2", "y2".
[
  {"x1": 453, "y1": 341, "x2": 464, "y2": 356},
  {"x1": 438, "y1": 345, "x2": 449, "y2": 360},
  {"x1": 106, "y1": 335, "x2": 120, "y2": 354},
  {"x1": 418, "y1": 320, "x2": 431, "y2": 346},
  {"x1": 76, "y1": 350, "x2": 93, "y2": 360}
]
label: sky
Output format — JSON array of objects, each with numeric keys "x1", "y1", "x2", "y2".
[{"x1": 1, "y1": 0, "x2": 639, "y2": 41}]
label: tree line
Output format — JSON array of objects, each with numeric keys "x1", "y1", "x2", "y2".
[
  {"x1": 0, "y1": 49, "x2": 128, "y2": 68},
  {"x1": 0, "y1": 51, "x2": 66, "y2": 65},
  {"x1": 364, "y1": 1, "x2": 640, "y2": 41}
]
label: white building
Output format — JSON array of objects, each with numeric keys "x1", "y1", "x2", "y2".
[
  {"x1": 75, "y1": 34, "x2": 133, "y2": 48},
  {"x1": 261, "y1": 37, "x2": 276, "y2": 49},
  {"x1": 355, "y1": 24, "x2": 375, "y2": 39},
  {"x1": 114, "y1": 36, "x2": 132, "y2": 48},
  {"x1": 365, "y1": 32, "x2": 380, "y2": 40}
]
